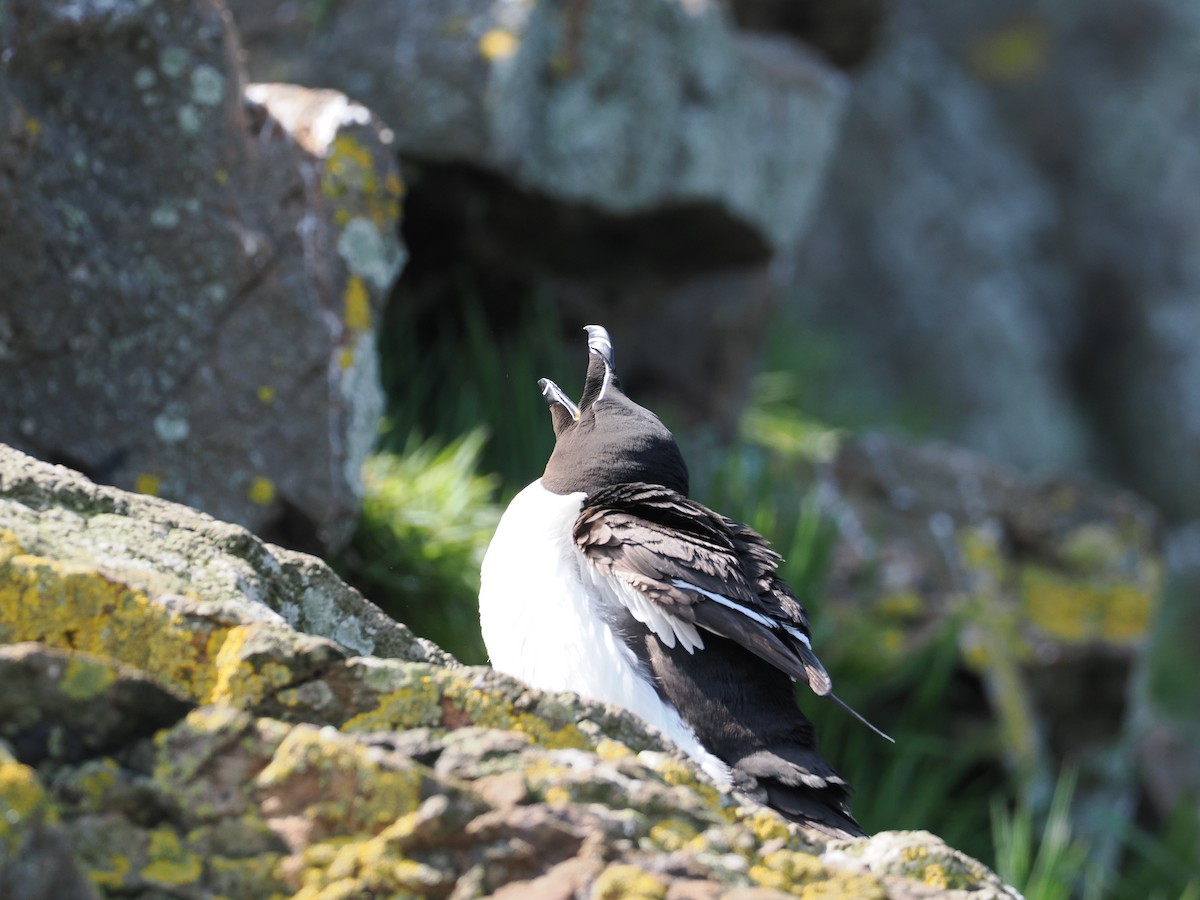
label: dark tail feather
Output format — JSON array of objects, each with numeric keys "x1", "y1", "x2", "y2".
[
  {"x1": 764, "y1": 784, "x2": 866, "y2": 839},
  {"x1": 829, "y1": 692, "x2": 895, "y2": 743}
]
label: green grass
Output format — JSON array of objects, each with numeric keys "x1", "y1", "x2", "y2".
[
  {"x1": 335, "y1": 430, "x2": 501, "y2": 663},
  {"x1": 376, "y1": 287, "x2": 570, "y2": 492}
]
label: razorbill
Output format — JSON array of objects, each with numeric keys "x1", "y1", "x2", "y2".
[{"x1": 479, "y1": 325, "x2": 887, "y2": 837}]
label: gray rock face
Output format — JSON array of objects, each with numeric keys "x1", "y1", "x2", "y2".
[
  {"x1": 786, "y1": 0, "x2": 1200, "y2": 526},
  {"x1": 787, "y1": 31, "x2": 1085, "y2": 472},
  {"x1": 0, "y1": 0, "x2": 404, "y2": 552},
  {"x1": 233, "y1": 0, "x2": 846, "y2": 254}
]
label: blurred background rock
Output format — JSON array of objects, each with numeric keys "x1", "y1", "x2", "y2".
[{"x1": 2, "y1": 0, "x2": 1198, "y2": 896}]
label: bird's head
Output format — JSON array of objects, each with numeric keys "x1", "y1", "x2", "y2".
[{"x1": 539, "y1": 325, "x2": 689, "y2": 496}]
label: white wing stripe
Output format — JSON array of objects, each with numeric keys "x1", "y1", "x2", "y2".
[
  {"x1": 782, "y1": 624, "x2": 814, "y2": 651},
  {"x1": 670, "y1": 579, "x2": 779, "y2": 628}
]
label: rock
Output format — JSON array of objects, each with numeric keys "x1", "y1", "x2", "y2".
[
  {"x1": 820, "y1": 432, "x2": 1162, "y2": 861},
  {"x1": 923, "y1": 0, "x2": 1200, "y2": 527},
  {"x1": 232, "y1": 0, "x2": 846, "y2": 254},
  {"x1": 0, "y1": 0, "x2": 405, "y2": 553},
  {"x1": 0, "y1": 643, "x2": 192, "y2": 768},
  {"x1": 786, "y1": 29, "x2": 1085, "y2": 473},
  {"x1": 0, "y1": 442, "x2": 450, "y2": 669},
  {"x1": 229, "y1": 0, "x2": 847, "y2": 428},
  {"x1": 0, "y1": 442, "x2": 1019, "y2": 897},
  {"x1": 0, "y1": 746, "x2": 100, "y2": 900},
  {"x1": 783, "y1": 0, "x2": 1200, "y2": 528}
]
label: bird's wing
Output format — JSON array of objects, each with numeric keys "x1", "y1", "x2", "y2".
[{"x1": 573, "y1": 482, "x2": 833, "y2": 696}]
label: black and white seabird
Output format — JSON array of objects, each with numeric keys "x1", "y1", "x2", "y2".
[{"x1": 480, "y1": 325, "x2": 887, "y2": 838}]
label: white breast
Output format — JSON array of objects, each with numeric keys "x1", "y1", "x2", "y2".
[{"x1": 479, "y1": 479, "x2": 730, "y2": 784}]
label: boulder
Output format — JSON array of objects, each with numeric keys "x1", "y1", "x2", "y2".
[
  {"x1": 0, "y1": 0, "x2": 405, "y2": 553},
  {"x1": 0, "y1": 442, "x2": 1019, "y2": 897},
  {"x1": 820, "y1": 433, "x2": 1162, "y2": 865},
  {"x1": 785, "y1": 0, "x2": 1200, "y2": 529},
  {"x1": 232, "y1": 0, "x2": 845, "y2": 254},
  {"x1": 229, "y1": 0, "x2": 849, "y2": 428},
  {"x1": 785, "y1": 29, "x2": 1084, "y2": 473}
]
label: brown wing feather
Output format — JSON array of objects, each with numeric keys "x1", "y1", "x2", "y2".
[{"x1": 574, "y1": 482, "x2": 829, "y2": 693}]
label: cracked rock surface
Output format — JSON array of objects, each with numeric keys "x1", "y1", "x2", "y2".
[
  {"x1": 0, "y1": 0, "x2": 404, "y2": 553},
  {"x1": 0, "y1": 443, "x2": 1020, "y2": 898}
]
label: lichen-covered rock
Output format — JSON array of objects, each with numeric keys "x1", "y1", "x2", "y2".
[
  {"x1": 0, "y1": 0, "x2": 404, "y2": 552},
  {"x1": 0, "y1": 443, "x2": 1019, "y2": 898},
  {"x1": 0, "y1": 443, "x2": 449, "y2": 669},
  {"x1": 820, "y1": 433, "x2": 1161, "y2": 856}
]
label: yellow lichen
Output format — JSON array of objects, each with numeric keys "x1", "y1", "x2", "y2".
[
  {"x1": 876, "y1": 590, "x2": 926, "y2": 619},
  {"x1": 751, "y1": 849, "x2": 825, "y2": 890},
  {"x1": 321, "y1": 134, "x2": 399, "y2": 229},
  {"x1": 647, "y1": 819, "x2": 698, "y2": 852},
  {"x1": 799, "y1": 874, "x2": 887, "y2": 898},
  {"x1": 64, "y1": 758, "x2": 121, "y2": 811},
  {"x1": 923, "y1": 861, "x2": 949, "y2": 888},
  {"x1": 743, "y1": 807, "x2": 790, "y2": 845},
  {"x1": 255, "y1": 726, "x2": 425, "y2": 831},
  {"x1": 257, "y1": 385, "x2": 276, "y2": 404},
  {"x1": 478, "y1": 28, "x2": 519, "y2": 62},
  {"x1": 959, "y1": 525, "x2": 1005, "y2": 580},
  {"x1": 339, "y1": 672, "x2": 443, "y2": 733},
  {"x1": 343, "y1": 276, "x2": 371, "y2": 331},
  {"x1": 248, "y1": 477, "x2": 276, "y2": 506},
  {"x1": 338, "y1": 347, "x2": 355, "y2": 371},
  {"x1": 0, "y1": 541, "x2": 227, "y2": 701},
  {"x1": 968, "y1": 20, "x2": 1050, "y2": 84},
  {"x1": 442, "y1": 680, "x2": 589, "y2": 750},
  {"x1": 89, "y1": 853, "x2": 133, "y2": 889},
  {"x1": 1020, "y1": 566, "x2": 1153, "y2": 643},
  {"x1": 0, "y1": 757, "x2": 54, "y2": 846},
  {"x1": 595, "y1": 738, "x2": 633, "y2": 763},
  {"x1": 59, "y1": 655, "x2": 118, "y2": 700},
  {"x1": 142, "y1": 827, "x2": 204, "y2": 886},
  {"x1": 134, "y1": 472, "x2": 162, "y2": 496},
  {"x1": 208, "y1": 625, "x2": 295, "y2": 709},
  {"x1": 386, "y1": 171, "x2": 405, "y2": 199},
  {"x1": 544, "y1": 785, "x2": 570, "y2": 806},
  {"x1": 653, "y1": 758, "x2": 720, "y2": 808},
  {"x1": 591, "y1": 863, "x2": 667, "y2": 900}
]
